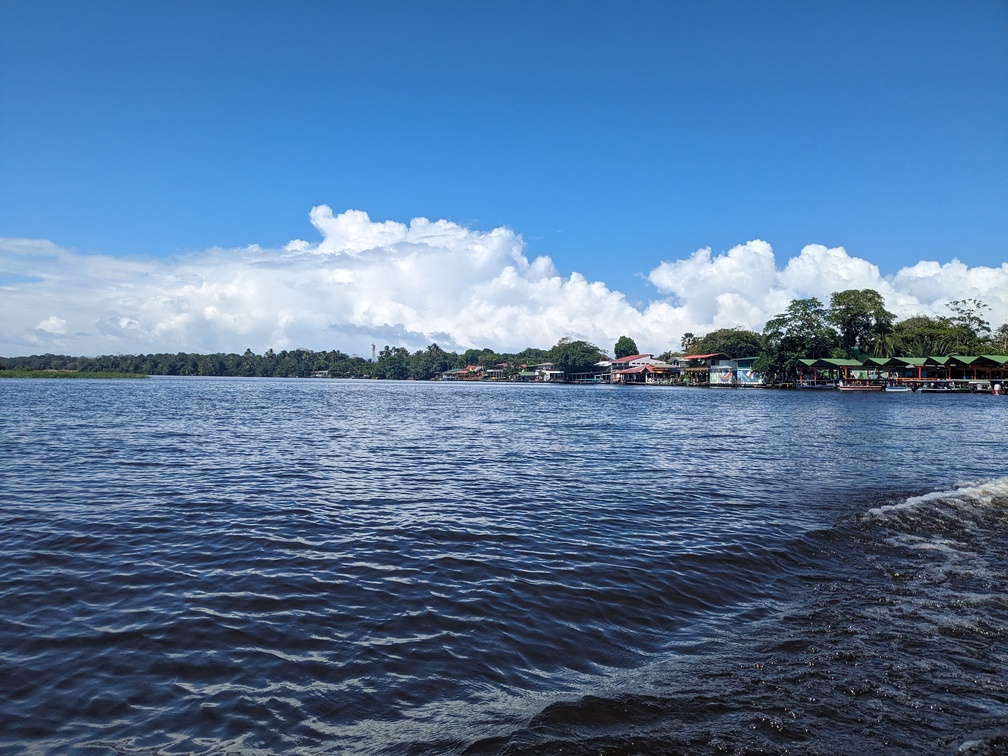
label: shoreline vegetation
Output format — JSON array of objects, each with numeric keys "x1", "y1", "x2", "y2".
[
  {"x1": 2, "y1": 290, "x2": 1006, "y2": 384},
  {"x1": 0, "y1": 369, "x2": 148, "y2": 380}
]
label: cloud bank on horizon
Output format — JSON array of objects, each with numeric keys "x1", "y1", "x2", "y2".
[{"x1": 2, "y1": 207, "x2": 1006, "y2": 358}]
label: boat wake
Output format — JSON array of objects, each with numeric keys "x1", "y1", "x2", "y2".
[
  {"x1": 864, "y1": 475, "x2": 1008, "y2": 534},
  {"x1": 466, "y1": 477, "x2": 1008, "y2": 755}
]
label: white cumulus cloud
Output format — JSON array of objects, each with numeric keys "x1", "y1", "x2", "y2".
[
  {"x1": 1, "y1": 207, "x2": 1005, "y2": 358},
  {"x1": 36, "y1": 315, "x2": 68, "y2": 335}
]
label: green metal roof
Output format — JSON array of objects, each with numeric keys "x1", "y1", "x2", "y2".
[
  {"x1": 817, "y1": 358, "x2": 864, "y2": 368},
  {"x1": 922, "y1": 355, "x2": 984, "y2": 366},
  {"x1": 861, "y1": 356, "x2": 898, "y2": 367},
  {"x1": 944, "y1": 355, "x2": 984, "y2": 366},
  {"x1": 799, "y1": 354, "x2": 1008, "y2": 367}
]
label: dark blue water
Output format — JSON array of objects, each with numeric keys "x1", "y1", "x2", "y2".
[{"x1": 1, "y1": 378, "x2": 1005, "y2": 754}]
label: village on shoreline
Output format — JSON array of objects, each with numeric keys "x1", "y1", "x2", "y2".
[
  {"x1": 3, "y1": 290, "x2": 1007, "y2": 391},
  {"x1": 430, "y1": 351, "x2": 1008, "y2": 393},
  {"x1": 5, "y1": 349, "x2": 1007, "y2": 395}
]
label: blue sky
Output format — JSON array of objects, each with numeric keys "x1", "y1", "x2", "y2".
[{"x1": 1, "y1": 1, "x2": 1007, "y2": 356}]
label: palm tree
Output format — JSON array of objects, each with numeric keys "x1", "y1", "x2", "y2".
[{"x1": 872, "y1": 330, "x2": 895, "y2": 358}]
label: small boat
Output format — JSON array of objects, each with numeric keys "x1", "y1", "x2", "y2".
[
  {"x1": 884, "y1": 384, "x2": 911, "y2": 392},
  {"x1": 919, "y1": 380, "x2": 972, "y2": 394},
  {"x1": 838, "y1": 380, "x2": 884, "y2": 391}
]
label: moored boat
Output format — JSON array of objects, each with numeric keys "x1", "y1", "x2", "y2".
[
  {"x1": 837, "y1": 380, "x2": 884, "y2": 391},
  {"x1": 918, "y1": 380, "x2": 973, "y2": 394}
]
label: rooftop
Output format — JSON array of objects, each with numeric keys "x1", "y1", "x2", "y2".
[{"x1": 610, "y1": 353, "x2": 654, "y2": 364}]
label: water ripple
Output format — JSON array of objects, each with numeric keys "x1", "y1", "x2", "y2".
[{"x1": 1, "y1": 378, "x2": 1006, "y2": 752}]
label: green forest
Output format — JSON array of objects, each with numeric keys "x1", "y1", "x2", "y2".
[{"x1": 2, "y1": 290, "x2": 1006, "y2": 382}]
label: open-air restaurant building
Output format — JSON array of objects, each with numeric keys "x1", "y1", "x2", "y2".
[{"x1": 796, "y1": 355, "x2": 1008, "y2": 392}]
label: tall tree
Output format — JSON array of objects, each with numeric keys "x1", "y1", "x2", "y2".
[
  {"x1": 693, "y1": 328, "x2": 764, "y2": 358},
  {"x1": 680, "y1": 332, "x2": 699, "y2": 354},
  {"x1": 948, "y1": 298, "x2": 991, "y2": 353},
  {"x1": 989, "y1": 323, "x2": 1008, "y2": 355},
  {"x1": 549, "y1": 338, "x2": 607, "y2": 376},
  {"x1": 827, "y1": 289, "x2": 895, "y2": 357},
  {"x1": 513, "y1": 346, "x2": 550, "y2": 364},
  {"x1": 613, "y1": 335, "x2": 639, "y2": 359},
  {"x1": 871, "y1": 326, "x2": 895, "y2": 358},
  {"x1": 754, "y1": 298, "x2": 837, "y2": 383},
  {"x1": 891, "y1": 315, "x2": 956, "y2": 356},
  {"x1": 375, "y1": 346, "x2": 410, "y2": 380},
  {"x1": 477, "y1": 350, "x2": 504, "y2": 368}
]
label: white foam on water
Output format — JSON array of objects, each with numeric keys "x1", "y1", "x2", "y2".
[{"x1": 866, "y1": 476, "x2": 1008, "y2": 524}]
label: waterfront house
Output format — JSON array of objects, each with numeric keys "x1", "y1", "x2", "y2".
[
  {"x1": 440, "y1": 365, "x2": 485, "y2": 381},
  {"x1": 526, "y1": 362, "x2": 565, "y2": 382},
  {"x1": 611, "y1": 362, "x2": 680, "y2": 385},
  {"x1": 608, "y1": 354, "x2": 680, "y2": 385},
  {"x1": 609, "y1": 353, "x2": 662, "y2": 370},
  {"x1": 680, "y1": 353, "x2": 727, "y2": 385},
  {"x1": 703, "y1": 355, "x2": 764, "y2": 387},
  {"x1": 734, "y1": 357, "x2": 764, "y2": 386},
  {"x1": 608, "y1": 354, "x2": 670, "y2": 384}
]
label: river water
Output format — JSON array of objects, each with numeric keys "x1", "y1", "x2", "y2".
[{"x1": 0, "y1": 377, "x2": 1005, "y2": 754}]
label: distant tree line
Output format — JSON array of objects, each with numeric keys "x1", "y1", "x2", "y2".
[
  {"x1": 0, "y1": 349, "x2": 369, "y2": 379},
  {"x1": 0, "y1": 344, "x2": 559, "y2": 381},
  {"x1": 2, "y1": 290, "x2": 1005, "y2": 382}
]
